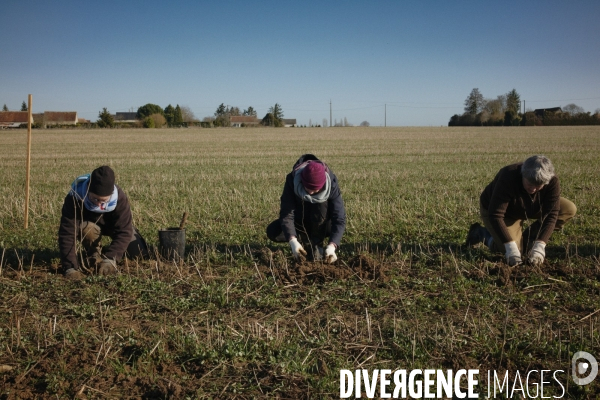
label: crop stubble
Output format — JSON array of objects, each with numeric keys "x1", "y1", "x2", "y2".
[{"x1": 0, "y1": 126, "x2": 599, "y2": 397}]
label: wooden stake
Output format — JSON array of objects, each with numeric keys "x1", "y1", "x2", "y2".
[{"x1": 24, "y1": 94, "x2": 32, "y2": 229}]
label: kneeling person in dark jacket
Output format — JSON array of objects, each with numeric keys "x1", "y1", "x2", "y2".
[
  {"x1": 58, "y1": 165, "x2": 148, "y2": 280},
  {"x1": 267, "y1": 154, "x2": 346, "y2": 263},
  {"x1": 466, "y1": 155, "x2": 576, "y2": 267}
]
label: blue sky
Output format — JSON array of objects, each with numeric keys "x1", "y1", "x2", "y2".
[{"x1": 2, "y1": 0, "x2": 599, "y2": 126}]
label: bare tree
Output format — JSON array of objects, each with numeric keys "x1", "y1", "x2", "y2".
[
  {"x1": 563, "y1": 103, "x2": 585, "y2": 115},
  {"x1": 484, "y1": 95, "x2": 506, "y2": 115},
  {"x1": 322, "y1": 118, "x2": 328, "y2": 127},
  {"x1": 360, "y1": 121, "x2": 370, "y2": 127},
  {"x1": 180, "y1": 106, "x2": 197, "y2": 122}
]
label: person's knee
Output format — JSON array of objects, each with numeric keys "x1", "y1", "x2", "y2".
[
  {"x1": 561, "y1": 199, "x2": 577, "y2": 220},
  {"x1": 266, "y1": 220, "x2": 284, "y2": 242},
  {"x1": 555, "y1": 199, "x2": 577, "y2": 231},
  {"x1": 127, "y1": 231, "x2": 149, "y2": 259},
  {"x1": 126, "y1": 242, "x2": 148, "y2": 259},
  {"x1": 266, "y1": 225, "x2": 275, "y2": 241}
]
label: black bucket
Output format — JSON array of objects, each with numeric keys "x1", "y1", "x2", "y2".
[{"x1": 159, "y1": 228, "x2": 186, "y2": 261}]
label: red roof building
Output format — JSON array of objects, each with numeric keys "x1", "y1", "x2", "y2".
[
  {"x1": 230, "y1": 115, "x2": 260, "y2": 127},
  {"x1": 0, "y1": 111, "x2": 33, "y2": 128},
  {"x1": 43, "y1": 111, "x2": 78, "y2": 125}
]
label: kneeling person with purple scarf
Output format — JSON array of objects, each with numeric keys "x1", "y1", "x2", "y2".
[
  {"x1": 58, "y1": 166, "x2": 148, "y2": 280},
  {"x1": 267, "y1": 154, "x2": 346, "y2": 263}
]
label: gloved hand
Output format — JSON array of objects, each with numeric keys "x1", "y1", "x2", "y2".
[
  {"x1": 528, "y1": 241, "x2": 546, "y2": 266},
  {"x1": 289, "y1": 237, "x2": 307, "y2": 261},
  {"x1": 98, "y1": 259, "x2": 118, "y2": 275},
  {"x1": 86, "y1": 252, "x2": 102, "y2": 269},
  {"x1": 325, "y1": 244, "x2": 337, "y2": 264},
  {"x1": 504, "y1": 241, "x2": 522, "y2": 266},
  {"x1": 64, "y1": 268, "x2": 84, "y2": 281}
]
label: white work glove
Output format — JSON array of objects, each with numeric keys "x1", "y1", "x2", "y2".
[
  {"x1": 528, "y1": 241, "x2": 546, "y2": 266},
  {"x1": 289, "y1": 238, "x2": 307, "y2": 260},
  {"x1": 325, "y1": 244, "x2": 337, "y2": 264},
  {"x1": 504, "y1": 241, "x2": 522, "y2": 266}
]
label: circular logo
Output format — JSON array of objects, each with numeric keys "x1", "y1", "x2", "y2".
[{"x1": 572, "y1": 351, "x2": 598, "y2": 386}]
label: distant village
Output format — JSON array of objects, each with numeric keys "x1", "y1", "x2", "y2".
[
  {"x1": 0, "y1": 110, "x2": 299, "y2": 129},
  {"x1": 0, "y1": 111, "x2": 86, "y2": 128}
]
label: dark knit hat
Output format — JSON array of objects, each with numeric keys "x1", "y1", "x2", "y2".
[
  {"x1": 89, "y1": 166, "x2": 115, "y2": 196},
  {"x1": 300, "y1": 161, "x2": 327, "y2": 191}
]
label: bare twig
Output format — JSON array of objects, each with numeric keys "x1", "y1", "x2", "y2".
[
  {"x1": 294, "y1": 320, "x2": 309, "y2": 341},
  {"x1": 148, "y1": 340, "x2": 162, "y2": 356},
  {"x1": 579, "y1": 309, "x2": 600, "y2": 322}
]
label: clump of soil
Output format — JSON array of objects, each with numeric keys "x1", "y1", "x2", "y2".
[
  {"x1": 256, "y1": 248, "x2": 390, "y2": 284},
  {"x1": 346, "y1": 254, "x2": 390, "y2": 282}
]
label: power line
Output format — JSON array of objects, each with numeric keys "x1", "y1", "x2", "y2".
[{"x1": 526, "y1": 96, "x2": 600, "y2": 102}]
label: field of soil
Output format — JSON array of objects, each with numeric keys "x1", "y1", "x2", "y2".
[{"x1": 1, "y1": 126, "x2": 599, "y2": 398}]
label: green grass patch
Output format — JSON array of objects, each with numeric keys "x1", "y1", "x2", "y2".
[{"x1": 1, "y1": 126, "x2": 599, "y2": 397}]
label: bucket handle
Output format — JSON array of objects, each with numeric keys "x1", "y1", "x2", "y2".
[{"x1": 179, "y1": 212, "x2": 188, "y2": 230}]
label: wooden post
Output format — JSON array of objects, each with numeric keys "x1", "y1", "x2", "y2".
[{"x1": 24, "y1": 94, "x2": 32, "y2": 229}]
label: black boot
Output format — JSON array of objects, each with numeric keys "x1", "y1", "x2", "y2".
[{"x1": 466, "y1": 223, "x2": 491, "y2": 247}]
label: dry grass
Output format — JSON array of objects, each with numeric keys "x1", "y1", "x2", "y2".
[{"x1": 0, "y1": 126, "x2": 599, "y2": 397}]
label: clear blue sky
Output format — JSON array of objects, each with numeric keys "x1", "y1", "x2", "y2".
[{"x1": 2, "y1": 0, "x2": 599, "y2": 126}]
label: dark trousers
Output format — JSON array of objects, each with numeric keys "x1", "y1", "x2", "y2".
[{"x1": 266, "y1": 218, "x2": 332, "y2": 248}]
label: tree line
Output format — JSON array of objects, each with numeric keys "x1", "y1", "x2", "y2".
[
  {"x1": 97, "y1": 104, "x2": 197, "y2": 128},
  {"x1": 204, "y1": 103, "x2": 284, "y2": 127},
  {"x1": 449, "y1": 88, "x2": 600, "y2": 126},
  {"x1": 96, "y1": 103, "x2": 288, "y2": 128}
]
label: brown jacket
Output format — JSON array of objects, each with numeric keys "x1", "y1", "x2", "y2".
[
  {"x1": 480, "y1": 163, "x2": 560, "y2": 243},
  {"x1": 58, "y1": 185, "x2": 133, "y2": 270}
]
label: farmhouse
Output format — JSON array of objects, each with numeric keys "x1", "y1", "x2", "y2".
[
  {"x1": 534, "y1": 107, "x2": 562, "y2": 117},
  {"x1": 0, "y1": 111, "x2": 33, "y2": 128},
  {"x1": 43, "y1": 111, "x2": 78, "y2": 125},
  {"x1": 283, "y1": 118, "x2": 297, "y2": 127},
  {"x1": 114, "y1": 112, "x2": 138, "y2": 122},
  {"x1": 230, "y1": 116, "x2": 260, "y2": 127},
  {"x1": 32, "y1": 113, "x2": 44, "y2": 124}
]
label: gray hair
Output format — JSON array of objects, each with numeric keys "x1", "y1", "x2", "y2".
[{"x1": 521, "y1": 155, "x2": 555, "y2": 185}]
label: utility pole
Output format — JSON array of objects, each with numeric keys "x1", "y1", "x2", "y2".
[{"x1": 329, "y1": 100, "x2": 332, "y2": 128}]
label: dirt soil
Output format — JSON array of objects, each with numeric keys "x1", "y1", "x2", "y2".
[
  {"x1": 258, "y1": 249, "x2": 391, "y2": 284},
  {"x1": 1, "y1": 249, "x2": 599, "y2": 398}
]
